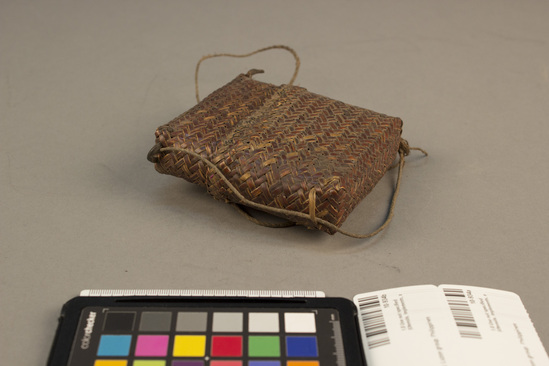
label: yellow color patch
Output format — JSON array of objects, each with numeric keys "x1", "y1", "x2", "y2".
[{"x1": 173, "y1": 335, "x2": 206, "y2": 357}]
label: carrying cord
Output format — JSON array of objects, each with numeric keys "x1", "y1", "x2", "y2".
[
  {"x1": 149, "y1": 45, "x2": 428, "y2": 238},
  {"x1": 154, "y1": 141, "x2": 427, "y2": 238},
  {"x1": 195, "y1": 45, "x2": 300, "y2": 102}
]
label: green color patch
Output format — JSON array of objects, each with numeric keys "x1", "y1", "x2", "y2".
[{"x1": 248, "y1": 336, "x2": 280, "y2": 357}]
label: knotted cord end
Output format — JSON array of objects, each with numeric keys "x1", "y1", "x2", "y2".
[
  {"x1": 399, "y1": 138, "x2": 411, "y2": 156},
  {"x1": 246, "y1": 69, "x2": 265, "y2": 78},
  {"x1": 147, "y1": 143, "x2": 162, "y2": 163}
]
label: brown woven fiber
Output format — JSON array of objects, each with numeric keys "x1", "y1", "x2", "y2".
[
  {"x1": 148, "y1": 46, "x2": 426, "y2": 237},
  {"x1": 151, "y1": 77, "x2": 405, "y2": 233}
]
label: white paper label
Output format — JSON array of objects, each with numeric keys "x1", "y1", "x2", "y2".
[{"x1": 353, "y1": 285, "x2": 549, "y2": 366}]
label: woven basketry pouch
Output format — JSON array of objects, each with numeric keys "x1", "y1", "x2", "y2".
[{"x1": 147, "y1": 46, "x2": 425, "y2": 237}]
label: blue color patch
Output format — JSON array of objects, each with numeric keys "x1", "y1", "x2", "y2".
[
  {"x1": 249, "y1": 362, "x2": 281, "y2": 366},
  {"x1": 97, "y1": 334, "x2": 132, "y2": 356},
  {"x1": 286, "y1": 336, "x2": 318, "y2": 357}
]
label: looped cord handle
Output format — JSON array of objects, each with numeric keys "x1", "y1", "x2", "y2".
[{"x1": 195, "y1": 45, "x2": 301, "y2": 103}]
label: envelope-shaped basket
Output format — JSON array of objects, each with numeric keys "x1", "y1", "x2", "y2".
[{"x1": 148, "y1": 71, "x2": 404, "y2": 234}]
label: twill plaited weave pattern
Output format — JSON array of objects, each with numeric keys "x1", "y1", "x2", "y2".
[{"x1": 150, "y1": 73, "x2": 402, "y2": 233}]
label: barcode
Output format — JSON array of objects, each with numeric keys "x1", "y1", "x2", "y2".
[
  {"x1": 357, "y1": 295, "x2": 391, "y2": 348},
  {"x1": 443, "y1": 288, "x2": 482, "y2": 339}
]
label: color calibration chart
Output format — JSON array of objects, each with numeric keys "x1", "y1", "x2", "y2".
[{"x1": 68, "y1": 306, "x2": 346, "y2": 366}]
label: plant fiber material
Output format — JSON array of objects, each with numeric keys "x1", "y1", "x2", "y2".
[{"x1": 148, "y1": 71, "x2": 404, "y2": 235}]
